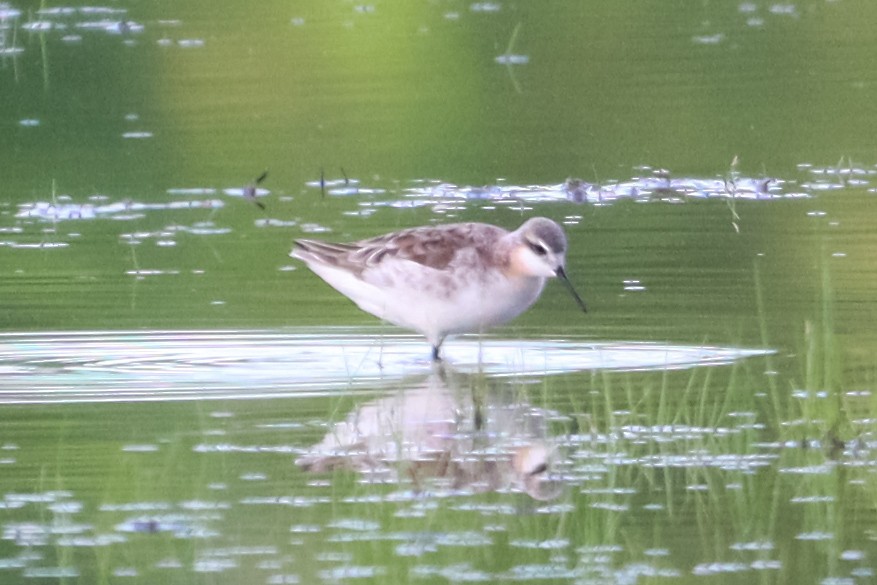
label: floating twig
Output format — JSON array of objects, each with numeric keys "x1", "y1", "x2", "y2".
[{"x1": 244, "y1": 169, "x2": 268, "y2": 209}]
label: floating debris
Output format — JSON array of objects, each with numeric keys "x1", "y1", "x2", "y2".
[
  {"x1": 16, "y1": 199, "x2": 224, "y2": 222},
  {"x1": 241, "y1": 170, "x2": 269, "y2": 210},
  {"x1": 495, "y1": 54, "x2": 528, "y2": 65}
]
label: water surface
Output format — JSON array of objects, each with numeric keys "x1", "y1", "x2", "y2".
[{"x1": 2, "y1": 0, "x2": 877, "y2": 583}]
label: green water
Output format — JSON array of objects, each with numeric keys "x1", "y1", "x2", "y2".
[{"x1": 2, "y1": 0, "x2": 877, "y2": 583}]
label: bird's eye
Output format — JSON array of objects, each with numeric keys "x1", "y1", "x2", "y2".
[{"x1": 527, "y1": 241, "x2": 548, "y2": 256}]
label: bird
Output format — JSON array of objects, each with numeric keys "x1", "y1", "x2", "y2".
[{"x1": 290, "y1": 217, "x2": 587, "y2": 361}]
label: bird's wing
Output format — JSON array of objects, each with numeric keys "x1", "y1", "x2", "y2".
[{"x1": 294, "y1": 223, "x2": 504, "y2": 276}]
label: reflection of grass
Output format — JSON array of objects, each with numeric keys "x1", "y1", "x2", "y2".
[
  {"x1": 777, "y1": 251, "x2": 857, "y2": 453},
  {"x1": 560, "y1": 373, "x2": 870, "y2": 580},
  {"x1": 578, "y1": 363, "x2": 753, "y2": 439},
  {"x1": 7, "y1": 19, "x2": 21, "y2": 81},
  {"x1": 500, "y1": 22, "x2": 523, "y2": 94},
  {"x1": 38, "y1": 0, "x2": 50, "y2": 89},
  {"x1": 753, "y1": 250, "x2": 868, "y2": 455}
]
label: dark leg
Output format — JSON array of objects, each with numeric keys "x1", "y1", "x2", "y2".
[{"x1": 431, "y1": 335, "x2": 446, "y2": 362}]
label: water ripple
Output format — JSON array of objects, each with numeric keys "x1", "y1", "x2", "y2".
[{"x1": 0, "y1": 330, "x2": 772, "y2": 404}]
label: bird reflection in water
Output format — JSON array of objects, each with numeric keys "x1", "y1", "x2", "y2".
[{"x1": 296, "y1": 366, "x2": 562, "y2": 500}]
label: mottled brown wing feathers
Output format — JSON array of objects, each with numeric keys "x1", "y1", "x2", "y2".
[
  {"x1": 352, "y1": 228, "x2": 457, "y2": 270},
  {"x1": 294, "y1": 223, "x2": 504, "y2": 276}
]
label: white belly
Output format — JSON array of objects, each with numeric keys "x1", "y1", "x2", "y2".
[
  {"x1": 306, "y1": 257, "x2": 546, "y2": 346},
  {"x1": 376, "y1": 268, "x2": 546, "y2": 344}
]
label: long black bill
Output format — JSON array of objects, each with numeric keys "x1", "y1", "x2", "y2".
[{"x1": 556, "y1": 266, "x2": 588, "y2": 313}]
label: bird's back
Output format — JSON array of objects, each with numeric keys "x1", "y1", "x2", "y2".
[{"x1": 292, "y1": 222, "x2": 508, "y2": 276}]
